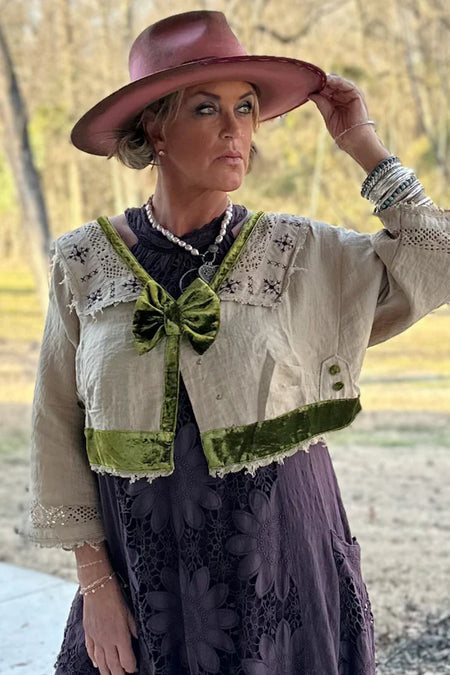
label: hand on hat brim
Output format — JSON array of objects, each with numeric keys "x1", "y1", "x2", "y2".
[{"x1": 308, "y1": 74, "x2": 371, "y2": 142}]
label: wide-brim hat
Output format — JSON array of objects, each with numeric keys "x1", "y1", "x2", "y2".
[{"x1": 71, "y1": 10, "x2": 326, "y2": 156}]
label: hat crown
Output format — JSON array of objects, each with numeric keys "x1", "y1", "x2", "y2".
[{"x1": 129, "y1": 11, "x2": 247, "y2": 81}]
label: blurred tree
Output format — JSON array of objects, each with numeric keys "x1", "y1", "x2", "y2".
[
  {"x1": 0, "y1": 0, "x2": 448, "y2": 273},
  {"x1": 0, "y1": 21, "x2": 51, "y2": 311}
]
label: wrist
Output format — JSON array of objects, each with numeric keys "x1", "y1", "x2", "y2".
[
  {"x1": 79, "y1": 571, "x2": 116, "y2": 596},
  {"x1": 337, "y1": 126, "x2": 391, "y2": 173},
  {"x1": 74, "y1": 542, "x2": 113, "y2": 586},
  {"x1": 77, "y1": 560, "x2": 113, "y2": 587}
]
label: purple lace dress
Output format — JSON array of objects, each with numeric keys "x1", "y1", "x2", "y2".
[{"x1": 55, "y1": 206, "x2": 375, "y2": 674}]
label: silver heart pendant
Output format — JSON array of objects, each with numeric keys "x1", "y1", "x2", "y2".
[{"x1": 198, "y1": 262, "x2": 219, "y2": 284}]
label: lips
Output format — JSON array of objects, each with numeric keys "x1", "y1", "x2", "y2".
[{"x1": 217, "y1": 151, "x2": 243, "y2": 160}]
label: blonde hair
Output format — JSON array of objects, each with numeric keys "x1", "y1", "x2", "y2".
[{"x1": 109, "y1": 87, "x2": 260, "y2": 171}]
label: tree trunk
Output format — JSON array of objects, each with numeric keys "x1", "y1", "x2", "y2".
[{"x1": 0, "y1": 22, "x2": 52, "y2": 313}]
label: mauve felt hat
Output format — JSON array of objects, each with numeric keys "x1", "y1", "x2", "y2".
[{"x1": 71, "y1": 10, "x2": 326, "y2": 156}]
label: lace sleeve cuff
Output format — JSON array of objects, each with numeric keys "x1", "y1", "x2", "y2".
[{"x1": 23, "y1": 500, "x2": 105, "y2": 550}]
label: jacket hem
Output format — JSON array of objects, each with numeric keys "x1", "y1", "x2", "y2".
[
  {"x1": 202, "y1": 396, "x2": 361, "y2": 472},
  {"x1": 209, "y1": 434, "x2": 327, "y2": 478},
  {"x1": 90, "y1": 463, "x2": 175, "y2": 482}
]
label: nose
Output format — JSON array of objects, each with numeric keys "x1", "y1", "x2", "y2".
[{"x1": 220, "y1": 111, "x2": 240, "y2": 139}]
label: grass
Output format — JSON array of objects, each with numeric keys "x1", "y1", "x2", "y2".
[
  {"x1": 1, "y1": 263, "x2": 449, "y2": 410},
  {"x1": 329, "y1": 422, "x2": 449, "y2": 449}
]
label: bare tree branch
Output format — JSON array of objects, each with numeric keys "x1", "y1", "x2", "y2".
[{"x1": 256, "y1": 0, "x2": 351, "y2": 44}]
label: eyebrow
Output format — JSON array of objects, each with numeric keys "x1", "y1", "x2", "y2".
[{"x1": 190, "y1": 89, "x2": 256, "y2": 101}]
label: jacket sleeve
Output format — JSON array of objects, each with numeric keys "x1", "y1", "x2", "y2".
[
  {"x1": 368, "y1": 203, "x2": 449, "y2": 346},
  {"x1": 25, "y1": 242, "x2": 105, "y2": 549}
]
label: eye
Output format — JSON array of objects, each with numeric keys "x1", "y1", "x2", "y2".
[
  {"x1": 237, "y1": 100, "x2": 253, "y2": 114},
  {"x1": 195, "y1": 103, "x2": 217, "y2": 115}
]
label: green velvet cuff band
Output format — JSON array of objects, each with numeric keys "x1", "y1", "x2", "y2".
[
  {"x1": 85, "y1": 397, "x2": 361, "y2": 478},
  {"x1": 85, "y1": 428, "x2": 174, "y2": 474},
  {"x1": 202, "y1": 397, "x2": 362, "y2": 471}
]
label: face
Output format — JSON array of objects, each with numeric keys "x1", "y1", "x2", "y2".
[{"x1": 148, "y1": 80, "x2": 257, "y2": 195}]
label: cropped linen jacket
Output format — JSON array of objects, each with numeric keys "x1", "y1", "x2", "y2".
[{"x1": 27, "y1": 203, "x2": 450, "y2": 548}]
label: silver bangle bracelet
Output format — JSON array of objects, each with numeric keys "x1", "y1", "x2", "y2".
[
  {"x1": 367, "y1": 165, "x2": 408, "y2": 202},
  {"x1": 362, "y1": 158, "x2": 434, "y2": 212},
  {"x1": 369, "y1": 167, "x2": 414, "y2": 204}
]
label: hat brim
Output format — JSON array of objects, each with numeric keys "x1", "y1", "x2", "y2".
[{"x1": 71, "y1": 55, "x2": 326, "y2": 156}]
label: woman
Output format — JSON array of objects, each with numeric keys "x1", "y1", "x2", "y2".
[{"x1": 26, "y1": 10, "x2": 449, "y2": 675}]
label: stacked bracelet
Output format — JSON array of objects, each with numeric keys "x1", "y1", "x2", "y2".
[
  {"x1": 77, "y1": 558, "x2": 108, "y2": 569},
  {"x1": 361, "y1": 156, "x2": 434, "y2": 212},
  {"x1": 361, "y1": 156, "x2": 401, "y2": 198},
  {"x1": 80, "y1": 571, "x2": 115, "y2": 596}
]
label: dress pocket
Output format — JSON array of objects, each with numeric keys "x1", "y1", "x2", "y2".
[{"x1": 330, "y1": 530, "x2": 376, "y2": 675}]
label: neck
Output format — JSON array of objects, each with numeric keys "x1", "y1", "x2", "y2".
[{"x1": 151, "y1": 183, "x2": 230, "y2": 237}]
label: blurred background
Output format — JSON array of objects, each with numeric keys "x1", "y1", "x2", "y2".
[{"x1": 0, "y1": 1, "x2": 449, "y2": 672}]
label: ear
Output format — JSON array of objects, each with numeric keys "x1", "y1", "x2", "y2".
[{"x1": 144, "y1": 116, "x2": 165, "y2": 153}]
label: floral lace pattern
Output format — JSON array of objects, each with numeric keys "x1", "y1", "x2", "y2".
[
  {"x1": 332, "y1": 532, "x2": 375, "y2": 675},
  {"x1": 55, "y1": 207, "x2": 375, "y2": 674},
  {"x1": 227, "y1": 484, "x2": 293, "y2": 601}
]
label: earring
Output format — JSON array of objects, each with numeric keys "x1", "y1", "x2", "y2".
[{"x1": 158, "y1": 149, "x2": 165, "y2": 157}]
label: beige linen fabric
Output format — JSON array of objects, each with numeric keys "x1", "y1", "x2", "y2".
[{"x1": 25, "y1": 203, "x2": 450, "y2": 548}]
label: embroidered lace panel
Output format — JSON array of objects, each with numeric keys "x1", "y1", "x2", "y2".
[
  {"x1": 401, "y1": 225, "x2": 450, "y2": 253},
  {"x1": 218, "y1": 212, "x2": 309, "y2": 306},
  {"x1": 57, "y1": 221, "x2": 143, "y2": 315},
  {"x1": 31, "y1": 500, "x2": 101, "y2": 528}
]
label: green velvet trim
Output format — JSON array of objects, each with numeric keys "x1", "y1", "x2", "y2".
[
  {"x1": 161, "y1": 334, "x2": 181, "y2": 434},
  {"x1": 97, "y1": 210, "x2": 264, "y2": 295},
  {"x1": 133, "y1": 276, "x2": 220, "y2": 356},
  {"x1": 209, "y1": 211, "x2": 264, "y2": 292},
  {"x1": 202, "y1": 397, "x2": 362, "y2": 470},
  {"x1": 85, "y1": 398, "x2": 361, "y2": 476},
  {"x1": 85, "y1": 428, "x2": 174, "y2": 473},
  {"x1": 97, "y1": 216, "x2": 153, "y2": 288},
  {"x1": 95, "y1": 210, "x2": 265, "y2": 449}
]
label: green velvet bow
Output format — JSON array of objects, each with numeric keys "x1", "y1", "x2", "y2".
[{"x1": 132, "y1": 276, "x2": 220, "y2": 355}]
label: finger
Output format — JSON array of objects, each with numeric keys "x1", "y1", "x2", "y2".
[
  {"x1": 117, "y1": 636, "x2": 137, "y2": 673},
  {"x1": 323, "y1": 75, "x2": 364, "y2": 98},
  {"x1": 307, "y1": 92, "x2": 334, "y2": 118},
  {"x1": 94, "y1": 645, "x2": 111, "y2": 675},
  {"x1": 85, "y1": 635, "x2": 97, "y2": 669},
  {"x1": 127, "y1": 610, "x2": 138, "y2": 639},
  {"x1": 106, "y1": 646, "x2": 126, "y2": 675},
  {"x1": 326, "y1": 73, "x2": 357, "y2": 88}
]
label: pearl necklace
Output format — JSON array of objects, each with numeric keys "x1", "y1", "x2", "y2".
[{"x1": 144, "y1": 196, "x2": 233, "y2": 288}]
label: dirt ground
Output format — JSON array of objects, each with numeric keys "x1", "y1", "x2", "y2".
[{"x1": 1, "y1": 404, "x2": 449, "y2": 674}]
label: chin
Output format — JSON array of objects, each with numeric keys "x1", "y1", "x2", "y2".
[{"x1": 217, "y1": 171, "x2": 246, "y2": 192}]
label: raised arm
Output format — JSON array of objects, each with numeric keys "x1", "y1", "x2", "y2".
[{"x1": 308, "y1": 73, "x2": 391, "y2": 172}]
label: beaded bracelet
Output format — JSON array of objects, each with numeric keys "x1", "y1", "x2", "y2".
[
  {"x1": 369, "y1": 167, "x2": 415, "y2": 205},
  {"x1": 376, "y1": 178, "x2": 419, "y2": 211},
  {"x1": 361, "y1": 157, "x2": 434, "y2": 212},
  {"x1": 80, "y1": 572, "x2": 115, "y2": 596},
  {"x1": 361, "y1": 156, "x2": 401, "y2": 198}
]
